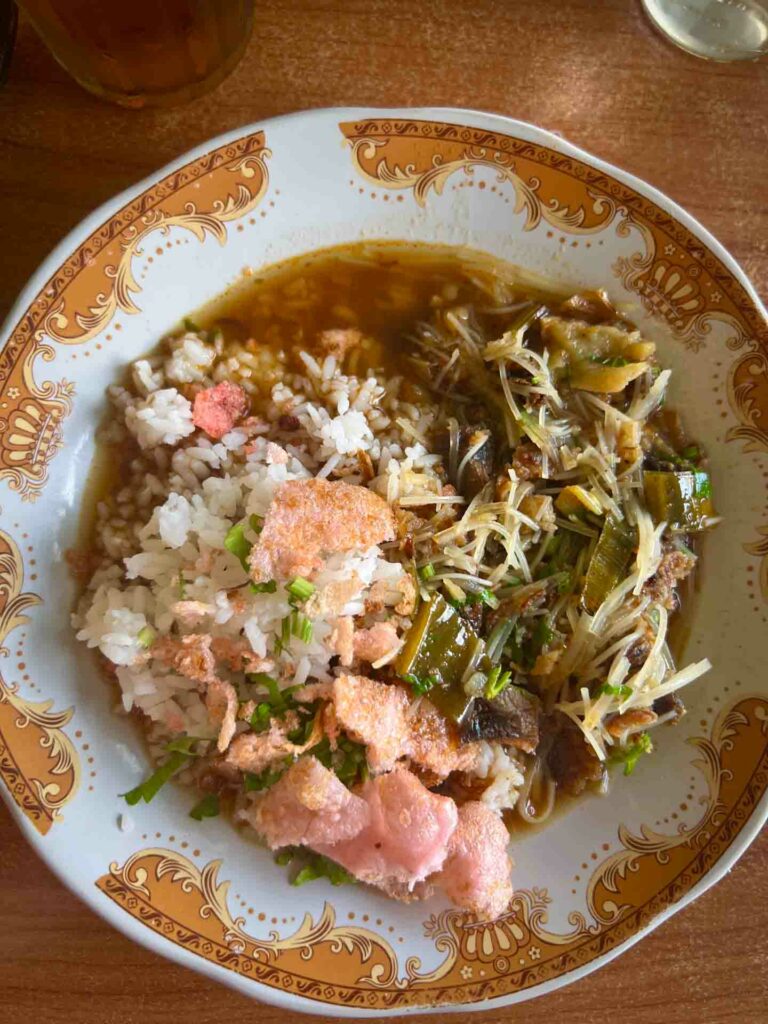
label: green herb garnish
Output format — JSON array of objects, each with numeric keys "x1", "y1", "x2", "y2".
[
  {"x1": 244, "y1": 762, "x2": 290, "y2": 792},
  {"x1": 224, "y1": 522, "x2": 252, "y2": 571},
  {"x1": 121, "y1": 750, "x2": 190, "y2": 805},
  {"x1": 166, "y1": 734, "x2": 202, "y2": 755},
  {"x1": 611, "y1": 733, "x2": 653, "y2": 776},
  {"x1": 599, "y1": 683, "x2": 632, "y2": 699},
  {"x1": 402, "y1": 671, "x2": 438, "y2": 696},
  {"x1": 182, "y1": 317, "x2": 200, "y2": 333},
  {"x1": 484, "y1": 666, "x2": 512, "y2": 699},
  {"x1": 250, "y1": 580, "x2": 277, "y2": 594},
  {"x1": 291, "y1": 853, "x2": 355, "y2": 888},
  {"x1": 466, "y1": 587, "x2": 500, "y2": 609},
  {"x1": 189, "y1": 793, "x2": 220, "y2": 821},
  {"x1": 418, "y1": 562, "x2": 436, "y2": 581}
]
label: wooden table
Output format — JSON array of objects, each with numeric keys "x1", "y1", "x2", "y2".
[{"x1": 1, "y1": 3, "x2": 766, "y2": 1021}]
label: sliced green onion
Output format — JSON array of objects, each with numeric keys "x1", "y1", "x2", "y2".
[
  {"x1": 291, "y1": 854, "x2": 355, "y2": 887},
  {"x1": 402, "y1": 671, "x2": 438, "y2": 696},
  {"x1": 166, "y1": 734, "x2": 202, "y2": 756},
  {"x1": 177, "y1": 572, "x2": 186, "y2": 598},
  {"x1": 250, "y1": 580, "x2": 277, "y2": 594},
  {"x1": 418, "y1": 562, "x2": 436, "y2": 581},
  {"x1": 224, "y1": 522, "x2": 252, "y2": 571},
  {"x1": 611, "y1": 732, "x2": 653, "y2": 776},
  {"x1": 189, "y1": 793, "x2": 220, "y2": 821},
  {"x1": 121, "y1": 750, "x2": 190, "y2": 805},
  {"x1": 244, "y1": 762, "x2": 289, "y2": 792},
  {"x1": 137, "y1": 625, "x2": 156, "y2": 648},
  {"x1": 287, "y1": 576, "x2": 316, "y2": 601},
  {"x1": 467, "y1": 587, "x2": 499, "y2": 610},
  {"x1": 249, "y1": 514, "x2": 264, "y2": 534},
  {"x1": 250, "y1": 702, "x2": 272, "y2": 732},
  {"x1": 484, "y1": 667, "x2": 511, "y2": 699},
  {"x1": 599, "y1": 683, "x2": 632, "y2": 698}
]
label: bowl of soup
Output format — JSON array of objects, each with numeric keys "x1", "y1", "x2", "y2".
[{"x1": 1, "y1": 107, "x2": 766, "y2": 1016}]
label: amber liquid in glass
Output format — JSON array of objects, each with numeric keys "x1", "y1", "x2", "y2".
[{"x1": 19, "y1": 0, "x2": 254, "y2": 107}]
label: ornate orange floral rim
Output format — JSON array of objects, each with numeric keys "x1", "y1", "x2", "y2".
[
  {"x1": 339, "y1": 118, "x2": 768, "y2": 602},
  {"x1": 0, "y1": 528, "x2": 79, "y2": 834},
  {"x1": 0, "y1": 131, "x2": 270, "y2": 501},
  {"x1": 96, "y1": 694, "x2": 768, "y2": 1009}
]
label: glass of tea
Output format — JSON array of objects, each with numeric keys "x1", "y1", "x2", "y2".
[{"x1": 17, "y1": 0, "x2": 255, "y2": 107}]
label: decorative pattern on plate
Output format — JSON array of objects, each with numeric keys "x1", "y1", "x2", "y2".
[
  {"x1": 340, "y1": 117, "x2": 768, "y2": 601},
  {"x1": 96, "y1": 695, "x2": 767, "y2": 1009},
  {"x1": 0, "y1": 131, "x2": 270, "y2": 500},
  {"x1": 0, "y1": 528, "x2": 79, "y2": 834}
]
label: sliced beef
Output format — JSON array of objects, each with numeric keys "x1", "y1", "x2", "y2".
[
  {"x1": 460, "y1": 685, "x2": 540, "y2": 752},
  {"x1": 546, "y1": 712, "x2": 605, "y2": 796}
]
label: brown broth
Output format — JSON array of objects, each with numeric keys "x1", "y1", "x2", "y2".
[{"x1": 186, "y1": 240, "x2": 565, "y2": 382}]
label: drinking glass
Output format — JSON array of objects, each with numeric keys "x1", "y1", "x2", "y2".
[
  {"x1": 642, "y1": 0, "x2": 768, "y2": 61},
  {"x1": 17, "y1": 0, "x2": 255, "y2": 107}
]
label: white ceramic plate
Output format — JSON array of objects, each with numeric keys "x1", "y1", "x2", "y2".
[{"x1": 1, "y1": 107, "x2": 766, "y2": 1016}]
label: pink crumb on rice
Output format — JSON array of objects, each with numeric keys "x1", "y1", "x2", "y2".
[{"x1": 192, "y1": 380, "x2": 249, "y2": 439}]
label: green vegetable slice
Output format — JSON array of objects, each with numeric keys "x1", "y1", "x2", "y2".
[
  {"x1": 291, "y1": 853, "x2": 355, "y2": 887},
  {"x1": 582, "y1": 516, "x2": 635, "y2": 613},
  {"x1": 643, "y1": 470, "x2": 714, "y2": 531},
  {"x1": 287, "y1": 576, "x2": 315, "y2": 601},
  {"x1": 189, "y1": 793, "x2": 220, "y2": 820},
  {"x1": 224, "y1": 522, "x2": 252, "y2": 570},
  {"x1": 121, "y1": 750, "x2": 190, "y2": 805},
  {"x1": 395, "y1": 594, "x2": 490, "y2": 722}
]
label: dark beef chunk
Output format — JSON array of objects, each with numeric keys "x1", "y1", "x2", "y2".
[
  {"x1": 546, "y1": 712, "x2": 606, "y2": 796},
  {"x1": 460, "y1": 685, "x2": 540, "y2": 752},
  {"x1": 652, "y1": 692, "x2": 686, "y2": 723}
]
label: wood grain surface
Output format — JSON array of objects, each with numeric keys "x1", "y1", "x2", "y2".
[{"x1": 0, "y1": 2, "x2": 766, "y2": 1022}]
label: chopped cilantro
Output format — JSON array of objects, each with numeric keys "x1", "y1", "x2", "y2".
[{"x1": 189, "y1": 793, "x2": 220, "y2": 821}]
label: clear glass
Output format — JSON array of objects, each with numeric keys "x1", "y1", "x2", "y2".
[
  {"x1": 642, "y1": 0, "x2": 768, "y2": 61},
  {"x1": 18, "y1": 0, "x2": 255, "y2": 107}
]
